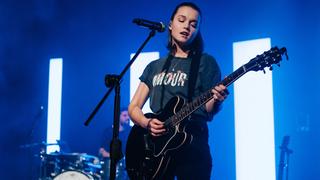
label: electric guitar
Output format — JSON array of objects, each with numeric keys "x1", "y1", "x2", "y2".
[{"x1": 126, "y1": 47, "x2": 288, "y2": 180}]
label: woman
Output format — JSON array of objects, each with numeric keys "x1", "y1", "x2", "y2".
[{"x1": 128, "y1": 2, "x2": 228, "y2": 179}]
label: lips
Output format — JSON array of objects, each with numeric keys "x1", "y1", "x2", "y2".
[
  {"x1": 179, "y1": 31, "x2": 190, "y2": 39},
  {"x1": 180, "y1": 31, "x2": 189, "y2": 36}
]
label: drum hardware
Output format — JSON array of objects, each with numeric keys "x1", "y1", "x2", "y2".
[
  {"x1": 21, "y1": 142, "x2": 129, "y2": 179},
  {"x1": 41, "y1": 152, "x2": 102, "y2": 180},
  {"x1": 100, "y1": 157, "x2": 129, "y2": 180},
  {"x1": 19, "y1": 141, "x2": 62, "y2": 179}
]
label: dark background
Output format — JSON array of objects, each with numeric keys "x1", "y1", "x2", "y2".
[{"x1": 1, "y1": 0, "x2": 319, "y2": 179}]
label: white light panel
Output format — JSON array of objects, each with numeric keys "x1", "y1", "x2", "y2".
[
  {"x1": 233, "y1": 38, "x2": 276, "y2": 180},
  {"x1": 46, "y1": 58, "x2": 63, "y2": 153}
]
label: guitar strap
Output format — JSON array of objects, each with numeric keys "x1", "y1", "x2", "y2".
[
  {"x1": 159, "y1": 54, "x2": 174, "y2": 109},
  {"x1": 187, "y1": 51, "x2": 201, "y2": 102},
  {"x1": 158, "y1": 52, "x2": 201, "y2": 109}
]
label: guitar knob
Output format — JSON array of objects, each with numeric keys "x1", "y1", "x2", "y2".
[{"x1": 263, "y1": 69, "x2": 266, "y2": 74}]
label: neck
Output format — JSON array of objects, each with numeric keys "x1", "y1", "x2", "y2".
[{"x1": 171, "y1": 43, "x2": 190, "y2": 58}]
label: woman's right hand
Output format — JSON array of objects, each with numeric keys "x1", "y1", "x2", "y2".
[{"x1": 147, "y1": 118, "x2": 166, "y2": 136}]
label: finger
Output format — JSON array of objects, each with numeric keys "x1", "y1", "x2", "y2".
[
  {"x1": 149, "y1": 121, "x2": 165, "y2": 131},
  {"x1": 214, "y1": 86, "x2": 225, "y2": 95},
  {"x1": 151, "y1": 132, "x2": 162, "y2": 137},
  {"x1": 150, "y1": 129, "x2": 166, "y2": 137},
  {"x1": 151, "y1": 122, "x2": 165, "y2": 130},
  {"x1": 150, "y1": 120, "x2": 164, "y2": 128},
  {"x1": 219, "y1": 85, "x2": 229, "y2": 96},
  {"x1": 151, "y1": 128, "x2": 166, "y2": 133},
  {"x1": 215, "y1": 86, "x2": 229, "y2": 98},
  {"x1": 151, "y1": 125, "x2": 164, "y2": 131},
  {"x1": 215, "y1": 93, "x2": 224, "y2": 101},
  {"x1": 220, "y1": 85, "x2": 229, "y2": 95},
  {"x1": 212, "y1": 90, "x2": 219, "y2": 100},
  {"x1": 219, "y1": 84, "x2": 227, "y2": 90},
  {"x1": 150, "y1": 132, "x2": 158, "y2": 136},
  {"x1": 213, "y1": 93, "x2": 218, "y2": 100},
  {"x1": 217, "y1": 84, "x2": 228, "y2": 91},
  {"x1": 212, "y1": 89, "x2": 223, "y2": 98},
  {"x1": 212, "y1": 90, "x2": 225, "y2": 101},
  {"x1": 152, "y1": 119, "x2": 164, "y2": 125}
]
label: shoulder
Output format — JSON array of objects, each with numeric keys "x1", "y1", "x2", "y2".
[
  {"x1": 200, "y1": 53, "x2": 219, "y2": 67},
  {"x1": 200, "y1": 53, "x2": 216, "y2": 61},
  {"x1": 140, "y1": 57, "x2": 165, "y2": 76},
  {"x1": 147, "y1": 56, "x2": 167, "y2": 67}
]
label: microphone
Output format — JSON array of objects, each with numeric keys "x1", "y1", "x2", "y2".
[{"x1": 133, "y1": 18, "x2": 166, "y2": 32}]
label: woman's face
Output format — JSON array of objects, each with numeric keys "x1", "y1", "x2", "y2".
[{"x1": 169, "y1": 6, "x2": 200, "y2": 47}]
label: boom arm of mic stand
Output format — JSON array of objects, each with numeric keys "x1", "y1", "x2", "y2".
[{"x1": 84, "y1": 29, "x2": 156, "y2": 126}]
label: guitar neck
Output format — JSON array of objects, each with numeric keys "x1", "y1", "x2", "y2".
[
  {"x1": 166, "y1": 64, "x2": 250, "y2": 127},
  {"x1": 164, "y1": 46, "x2": 287, "y2": 127}
]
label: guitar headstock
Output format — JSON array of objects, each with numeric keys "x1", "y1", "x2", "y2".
[{"x1": 246, "y1": 46, "x2": 288, "y2": 73}]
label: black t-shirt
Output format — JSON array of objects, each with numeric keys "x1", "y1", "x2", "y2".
[{"x1": 140, "y1": 53, "x2": 221, "y2": 122}]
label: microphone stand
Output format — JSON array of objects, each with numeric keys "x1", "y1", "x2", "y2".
[
  {"x1": 277, "y1": 135, "x2": 293, "y2": 180},
  {"x1": 84, "y1": 29, "x2": 157, "y2": 180}
]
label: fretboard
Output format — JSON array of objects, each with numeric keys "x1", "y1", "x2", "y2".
[{"x1": 165, "y1": 64, "x2": 250, "y2": 127}]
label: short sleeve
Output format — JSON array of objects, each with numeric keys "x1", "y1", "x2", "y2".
[
  {"x1": 139, "y1": 62, "x2": 153, "y2": 90},
  {"x1": 199, "y1": 54, "x2": 221, "y2": 91}
]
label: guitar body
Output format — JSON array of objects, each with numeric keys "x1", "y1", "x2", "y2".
[{"x1": 125, "y1": 96, "x2": 193, "y2": 180}]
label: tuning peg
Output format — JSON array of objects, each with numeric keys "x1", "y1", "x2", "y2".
[
  {"x1": 279, "y1": 47, "x2": 289, "y2": 60},
  {"x1": 269, "y1": 66, "x2": 273, "y2": 71}
]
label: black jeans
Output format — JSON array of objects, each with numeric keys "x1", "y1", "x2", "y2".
[{"x1": 161, "y1": 121, "x2": 212, "y2": 180}]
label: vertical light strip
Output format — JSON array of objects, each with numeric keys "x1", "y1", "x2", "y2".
[
  {"x1": 130, "y1": 52, "x2": 159, "y2": 116},
  {"x1": 233, "y1": 38, "x2": 276, "y2": 180},
  {"x1": 46, "y1": 58, "x2": 63, "y2": 153}
]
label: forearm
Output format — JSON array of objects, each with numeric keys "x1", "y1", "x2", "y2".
[
  {"x1": 205, "y1": 84, "x2": 227, "y2": 113},
  {"x1": 205, "y1": 98, "x2": 220, "y2": 113},
  {"x1": 128, "y1": 104, "x2": 149, "y2": 129},
  {"x1": 128, "y1": 82, "x2": 150, "y2": 129}
]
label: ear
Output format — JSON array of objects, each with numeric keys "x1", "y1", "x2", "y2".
[{"x1": 168, "y1": 21, "x2": 172, "y2": 30}]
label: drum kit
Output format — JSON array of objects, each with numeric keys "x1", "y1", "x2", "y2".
[{"x1": 21, "y1": 141, "x2": 128, "y2": 180}]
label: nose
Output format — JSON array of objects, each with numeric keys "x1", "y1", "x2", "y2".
[{"x1": 183, "y1": 21, "x2": 190, "y2": 30}]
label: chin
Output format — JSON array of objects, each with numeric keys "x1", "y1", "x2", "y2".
[{"x1": 177, "y1": 40, "x2": 189, "y2": 45}]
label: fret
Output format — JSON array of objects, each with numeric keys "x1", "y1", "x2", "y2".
[
  {"x1": 194, "y1": 99, "x2": 199, "y2": 107},
  {"x1": 191, "y1": 103, "x2": 195, "y2": 110},
  {"x1": 185, "y1": 106, "x2": 190, "y2": 114},
  {"x1": 222, "y1": 66, "x2": 246, "y2": 87}
]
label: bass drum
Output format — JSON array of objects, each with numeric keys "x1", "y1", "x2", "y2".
[{"x1": 53, "y1": 170, "x2": 96, "y2": 180}]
